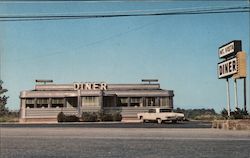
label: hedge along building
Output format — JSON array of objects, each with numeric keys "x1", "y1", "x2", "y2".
[{"x1": 19, "y1": 80, "x2": 174, "y2": 122}]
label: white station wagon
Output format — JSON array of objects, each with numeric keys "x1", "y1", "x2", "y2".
[{"x1": 137, "y1": 108, "x2": 185, "y2": 124}]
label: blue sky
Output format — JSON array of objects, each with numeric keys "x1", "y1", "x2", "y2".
[{"x1": 0, "y1": 1, "x2": 249, "y2": 112}]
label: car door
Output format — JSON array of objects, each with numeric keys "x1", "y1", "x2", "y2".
[{"x1": 148, "y1": 109, "x2": 157, "y2": 121}]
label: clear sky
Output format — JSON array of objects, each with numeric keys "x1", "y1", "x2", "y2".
[{"x1": 0, "y1": 0, "x2": 249, "y2": 112}]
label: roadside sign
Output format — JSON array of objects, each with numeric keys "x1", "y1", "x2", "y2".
[
  {"x1": 218, "y1": 57, "x2": 237, "y2": 79},
  {"x1": 218, "y1": 40, "x2": 242, "y2": 59}
]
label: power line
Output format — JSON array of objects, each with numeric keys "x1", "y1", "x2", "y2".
[{"x1": 0, "y1": 6, "x2": 249, "y2": 22}]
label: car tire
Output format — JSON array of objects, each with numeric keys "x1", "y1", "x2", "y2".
[
  {"x1": 140, "y1": 116, "x2": 145, "y2": 123},
  {"x1": 172, "y1": 120, "x2": 177, "y2": 123}
]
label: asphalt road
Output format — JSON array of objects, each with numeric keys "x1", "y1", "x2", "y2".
[
  {"x1": 0, "y1": 121, "x2": 212, "y2": 128},
  {"x1": 1, "y1": 122, "x2": 250, "y2": 158}
]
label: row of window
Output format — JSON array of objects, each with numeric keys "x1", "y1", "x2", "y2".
[
  {"x1": 24, "y1": 97, "x2": 173, "y2": 108},
  {"x1": 26, "y1": 98, "x2": 64, "y2": 104},
  {"x1": 117, "y1": 97, "x2": 172, "y2": 107}
]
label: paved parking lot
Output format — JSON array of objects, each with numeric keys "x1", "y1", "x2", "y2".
[
  {"x1": 0, "y1": 121, "x2": 212, "y2": 128},
  {"x1": 1, "y1": 122, "x2": 250, "y2": 158}
]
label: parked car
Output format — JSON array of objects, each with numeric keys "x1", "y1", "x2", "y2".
[{"x1": 137, "y1": 108, "x2": 185, "y2": 124}]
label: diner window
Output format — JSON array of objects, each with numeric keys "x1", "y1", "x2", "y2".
[
  {"x1": 161, "y1": 97, "x2": 168, "y2": 106},
  {"x1": 146, "y1": 97, "x2": 155, "y2": 106},
  {"x1": 37, "y1": 98, "x2": 49, "y2": 108},
  {"x1": 26, "y1": 99, "x2": 35, "y2": 108},
  {"x1": 82, "y1": 96, "x2": 99, "y2": 106},
  {"x1": 51, "y1": 98, "x2": 64, "y2": 108},
  {"x1": 26, "y1": 104, "x2": 34, "y2": 108},
  {"x1": 37, "y1": 98, "x2": 49, "y2": 104},
  {"x1": 26, "y1": 99, "x2": 35, "y2": 104},
  {"x1": 130, "y1": 97, "x2": 142, "y2": 107},
  {"x1": 117, "y1": 97, "x2": 128, "y2": 107}
]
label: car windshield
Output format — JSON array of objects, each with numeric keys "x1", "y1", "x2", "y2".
[{"x1": 160, "y1": 109, "x2": 172, "y2": 113}]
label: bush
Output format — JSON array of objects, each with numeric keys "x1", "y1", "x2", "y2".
[
  {"x1": 65, "y1": 115, "x2": 79, "y2": 122},
  {"x1": 174, "y1": 108, "x2": 217, "y2": 120},
  {"x1": 111, "y1": 112, "x2": 122, "y2": 121},
  {"x1": 57, "y1": 112, "x2": 65, "y2": 122},
  {"x1": 81, "y1": 111, "x2": 122, "y2": 122},
  {"x1": 194, "y1": 114, "x2": 217, "y2": 121},
  {"x1": 98, "y1": 111, "x2": 122, "y2": 122},
  {"x1": 220, "y1": 108, "x2": 249, "y2": 120},
  {"x1": 221, "y1": 108, "x2": 229, "y2": 118},
  {"x1": 230, "y1": 108, "x2": 248, "y2": 120},
  {"x1": 57, "y1": 112, "x2": 79, "y2": 122},
  {"x1": 100, "y1": 113, "x2": 113, "y2": 121},
  {"x1": 82, "y1": 112, "x2": 98, "y2": 122}
]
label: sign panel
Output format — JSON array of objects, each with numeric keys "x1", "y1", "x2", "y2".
[
  {"x1": 218, "y1": 40, "x2": 242, "y2": 59},
  {"x1": 218, "y1": 57, "x2": 237, "y2": 79},
  {"x1": 233, "y1": 51, "x2": 247, "y2": 79}
]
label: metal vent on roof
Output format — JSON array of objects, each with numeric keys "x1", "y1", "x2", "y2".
[
  {"x1": 35, "y1": 80, "x2": 53, "y2": 84},
  {"x1": 141, "y1": 79, "x2": 158, "y2": 84}
]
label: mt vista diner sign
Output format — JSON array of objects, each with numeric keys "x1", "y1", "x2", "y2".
[
  {"x1": 218, "y1": 40, "x2": 242, "y2": 59},
  {"x1": 217, "y1": 40, "x2": 245, "y2": 79}
]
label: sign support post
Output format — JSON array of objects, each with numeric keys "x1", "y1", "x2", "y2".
[
  {"x1": 234, "y1": 79, "x2": 238, "y2": 109},
  {"x1": 226, "y1": 78, "x2": 231, "y2": 116},
  {"x1": 243, "y1": 78, "x2": 247, "y2": 112}
]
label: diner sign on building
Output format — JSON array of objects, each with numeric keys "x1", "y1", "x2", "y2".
[{"x1": 73, "y1": 82, "x2": 107, "y2": 90}]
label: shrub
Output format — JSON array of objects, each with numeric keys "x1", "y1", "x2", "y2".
[
  {"x1": 194, "y1": 114, "x2": 217, "y2": 121},
  {"x1": 100, "y1": 113, "x2": 113, "y2": 121},
  {"x1": 230, "y1": 108, "x2": 248, "y2": 120},
  {"x1": 81, "y1": 111, "x2": 122, "y2": 122},
  {"x1": 220, "y1": 108, "x2": 249, "y2": 120},
  {"x1": 96, "y1": 110, "x2": 111, "y2": 121},
  {"x1": 57, "y1": 112, "x2": 65, "y2": 122},
  {"x1": 112, "y1": 112, "x2": 122, "y2": 121},
  {"x1": 57, "y1": 112, "x2": 79, "y2": 122},
  {"x1": 99, "y1": 111, "x2": 122, "y2": 121},
  {"x1": 221, "y1": 108, "x2": 229, "y2": 119},
  {"x1": 82, "y1": 112, "x2": 98, "y2": 122},
  {"x1": 65, "y1": 115, "x2": 79, "y2": 122},
  {"x1": 174, "y1": 108, "x2": 217, "y2": 120}
]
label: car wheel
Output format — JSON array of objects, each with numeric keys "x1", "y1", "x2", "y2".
[
  {"x1": 140, "y1": 116, "x2": 145, "y2": 123},
  {"x1": 172, "y1": 120, "x2": 177, "y2": 123},
  {"x1": 157, "y1": 118, "x2": 162, "y2": 124}
]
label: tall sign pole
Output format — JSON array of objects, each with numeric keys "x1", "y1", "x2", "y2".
[
  {"x1": 234, "y1": 79, "x2": 238, "y2": 109},
  {"x1": 243, "y1": 78, "x2": 247, "y2": 112},
  {"x1": 226, "y1": 78, "x2": 231, "y2": 116}
]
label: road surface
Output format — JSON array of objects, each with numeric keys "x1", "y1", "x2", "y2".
[{"x1": 1, "y1": 122, "x2": 249, "y2": 158}]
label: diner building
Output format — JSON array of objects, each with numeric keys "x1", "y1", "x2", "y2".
[{"x1": 19, "y1": 80, "x2": 174, "y2": 122}]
